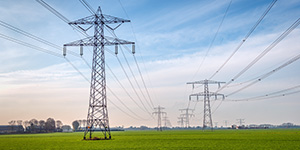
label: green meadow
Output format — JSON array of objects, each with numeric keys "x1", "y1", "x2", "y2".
[{"x1": 0, "y1": 129, "x2": 300, "y2": 150}]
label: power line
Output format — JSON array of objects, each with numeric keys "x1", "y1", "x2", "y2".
[
  {"x1": 122, "y1": 45, "x2": 155, "y2": 108},
  {"x1": 226, "y1": 85, "x2": 300, "y2": 102},
  {"x1": 192, "y1": 0, "x2": 232, "y2": 80},
  {"x1": 0, "y1": 33, "x2": 91, "y2": 83},
  {"x1": 36, "y1": 0, "x2": 89, "y2": 37},
  {"x1": 115, "y1": 55, "x2": 154, "y2": 117},
  {"x1": 107, "y1": 98, "x2": 142, "y2": 121},
  {"x1": 64, "y1": 58, "x2": 90, "y2": 83},
  {"x1": 226, "y1": 52, "x2": 300, "y2": 97},
  {"x1": 106, "y1": 64, "x2": 151, "y2": 115},
  {"x1": 105, "y1": 26, "x2": 155, "y2": 111},
  {"x1": 211, "y1": 84, "x2": 300, "y2": 115},
  {"x1": 79, "y1": 0, "x2": 96, "y2": 15},
  {"x1": 0, "y1": 19, "x2": 94, "y2": 83},
  {"x1": 118, "y1": 0, "x2": 158, "y2": 107},
  {"x1": 119, "y1": 46, "x2": 154, "y2": 110},
  {"x1": 2, "y1": 1, "x2": 148, "y2": 129},
  {"x1": 0, "y1": 33, "x2": 62, "y2": 58},
  {"x1": 209, "y1": 0, "x2": 277, "y2": 80},
  {"x1": 0, "y1": 20, "x2": 92, "y2": 69},
  {"x1": 106, "y1": 86, "x2": 147, "y2": 120},
  {"x1": 217, "y1": 17, "x2": 300, "y2": 92}
]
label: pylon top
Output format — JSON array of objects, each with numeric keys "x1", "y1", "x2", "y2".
[{"x1": 187, "y1": 79, "x2": 225, "y2": 85}]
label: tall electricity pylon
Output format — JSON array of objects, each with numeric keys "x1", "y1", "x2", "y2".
[
  {"x1": 64, "y1": 6, "x2": 134, "y2": 140},
  {"x1": 153, "y1": 106, "x2": 166, "y2": 131},
  {"x1": 187, "y1": 79, "x2": 225, "y2": 130},
  {"x1": 179, "y1": 108, "x2": 194, "y2": 128},
  {"x1": 177, "y1": 117, "x2": 184, "y2": 128}
]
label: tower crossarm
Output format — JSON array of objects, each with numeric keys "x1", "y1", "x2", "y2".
[
  {"x1": 64, "y1": 36, "x2": 94, "y2": 46},
  {"x1": 187, "y1": 79, "x2": 225, "y2": 85},
  {"x1": 104, "y1": 36, "x2": 135, "y2": 46},
  {"x1": 187, "y1": 79, "x2": 226, "y2": 89},
  {"x1": 179, "y1": 108, "x2": 194, "y2": 112},
  {"x1": 68, "y1": 15, "x2": 95, "y2": 25},
  {"x1": 189, "y1": 92, "x2": 225, "y2": 101},
  {"x1": 68, "y1": 14, "x2": 130, "y2": 25},
  {"x1": 103, "y1": 14, "x2": 131, "y2": 24},
  {"x1": 153, "y1": 112, "x2": 167, "y2": 115},
  {"x1": 64, "y1": 36, "x2": 134, "y2": 47},
  {"x1": 180, "y1": 113, "x2": 194, "y2": 117}
]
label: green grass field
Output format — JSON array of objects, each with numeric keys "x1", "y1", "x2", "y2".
[{"x1": 0, "y1": 129, "x2": 300, "y2": 150}]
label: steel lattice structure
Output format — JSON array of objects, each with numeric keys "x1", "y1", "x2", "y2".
[
  {"x1": 187, "y1": 79, "x2": 225, "y2": 130},
  {"x1": 153, "y1": 106, "x2": 166, "y2": 131},
  {"x1": 179, "y1": 108, "x2": 194, "y2": 128},
  {"x1": 64, "y1": 6, "x2": 134, "y2": 140}
]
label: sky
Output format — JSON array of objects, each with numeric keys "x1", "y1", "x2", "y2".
[{"x1": 0, "y1": 0, "x2": 300, "y2": 128}]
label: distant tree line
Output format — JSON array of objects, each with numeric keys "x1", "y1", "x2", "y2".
[
  {"x1": 72, "y1": 119, "x2": 87, "y2": 131},
  {"x1": 8, "y1": 118, "x2": 64, "y2": 133}
]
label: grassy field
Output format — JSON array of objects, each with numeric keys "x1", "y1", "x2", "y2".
[{"x1": 0, "y1": 129, "x2": 300, "y2": 149}]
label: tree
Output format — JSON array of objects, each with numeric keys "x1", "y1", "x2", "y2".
[
  {"x1": 72, "y1": 120, "x2": 80, "y2": 131},
  {"x1": 29, "y1": 119, "x2": 38, "y2": 126},
  {"x1": 8, "y1": 120, "x2": 16, "y2": 126},
  {"x1": 39, "y1": 120, "x2": 46, "y2": 132},
  {"x1": 39, "y1": 120, "x2": 45, "y2": 128},
  {"x1": 56, "y1": 120, "x2": 63, "y2": 129},
  {"x1": 29, "y1": 119, "x2": 39, "y2": 132},
  {"x1": 78, "y1": 120, "x2": 82, "y2": 129},
  {"x1": 16, "y1": 120, "x2": 23, "y2": 126},
  {"x1": 45, "y1": 118, "x2": 56, "y2": 132}
]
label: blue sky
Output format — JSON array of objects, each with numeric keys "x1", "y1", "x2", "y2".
[{"x1": 0, "y1": 0, "x2": 300, "y2": 127}]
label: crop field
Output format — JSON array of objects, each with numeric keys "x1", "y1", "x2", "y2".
[{"x1": 0, "y1": 129, "x2": 300, "y2": 150}]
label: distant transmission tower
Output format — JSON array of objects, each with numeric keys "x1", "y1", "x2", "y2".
[
  {"x1": 153, "y1": 106, "x2": 166, "y2": 131},
  {"x1": 162, "y1": 116, "x2": 172, "y2": 128},
  {"x1": 179, "y1": 108, "x2": 194, "y2": 128},
  {"x1": 236, "y1": 119, "x2": 245, "y2": 126},
  {"x1": 64, "y1": 6, "x2": 134, "y2": 140},
  {"x1": 187, "y1": 79, "x2": 225, "y2": 130},
  {"x1": 177, "y1": 117, "x2": 184, "y2": 128},
  {"x1": 224, "y1": 120, "x2": 229, "y2": 127}
]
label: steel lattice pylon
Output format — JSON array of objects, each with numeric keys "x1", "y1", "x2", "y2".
[
  {"x1": 64, "y1": 7, "x2": 134, "y2": 140},
  {"x1": 187, "y1": 79, "x2": 225, "y2": 130},
  {"x1": 153, "y1": 106, "x2": 166, "y2": 131}
]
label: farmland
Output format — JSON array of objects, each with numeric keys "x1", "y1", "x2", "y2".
[{"x1": 0, "y1": 129, "x2": 300, "y2": 149}]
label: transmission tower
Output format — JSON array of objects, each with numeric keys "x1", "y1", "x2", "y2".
[
  {"x1": 177, "y1": 117, "x2": 184, "y2": 128},
  {"x1": 236, "y1": 119, "x2": 245, "y2": 126},
  {"x1": 179, "y1": 108, "x2": 194, "y2": 128},
  {"x1": 162, "y1": 116, "x2": 172, "y2": 128},
  {"x1": 187, "y1": 79, "x2": 225, "y2": 130},
  {"x1": 64, "y1": 6, "x2": 134, "y2": 140},
  {"x1": 153, "y1": 106, "x2": 166, "y2": 131},
  {"x1": 224, "y1": 120, "x2": 229, "y2": 127}
]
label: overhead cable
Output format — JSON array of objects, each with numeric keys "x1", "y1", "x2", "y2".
[
  {"x1": 192, "y1": 0, "x2": 232, "y2": 80},
  {"x1": 226, "y1": 52, "x2": 300, "y2": 97},
  {"x1": 217, "y1": 17, "x2": 300, "y2": 92},
  {"x1": 209, "y1": 0, "x2": 277, "y2": 80}
]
